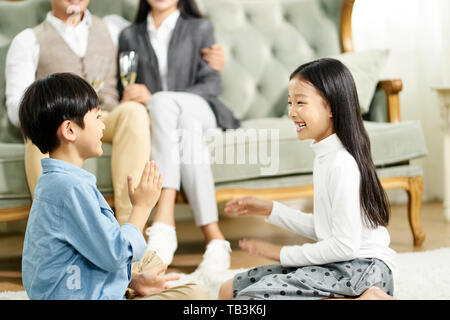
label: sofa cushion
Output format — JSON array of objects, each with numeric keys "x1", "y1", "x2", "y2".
[
  {"x1": 282, "y1": 49, "x2": 389, "y2": 116},
  {"x1": 0, "y1": 118, "x2": 427, "y2": 208},
  {"x1": 215, "y1": 164, "x2": 423, "y2": 191},
  {"x1": 0, "y1": 118, "x2": 427, "y2": 209},
  {"x1": 0, "y1": 143, "x2": 29, "y2": 208},
  {"x1": 0, "y1": 142, "x2": 114, "y2": 209},
  {"x1": 331, "y1": 49, "x2": 389, "y2": 114},
  {"x1": 209, "y1": 117, "x2": 428, "y2": 183}
]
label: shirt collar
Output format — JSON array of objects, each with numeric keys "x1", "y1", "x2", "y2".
[
  {"x1": 147, "y1": 10, "x2": 180, "y2": 34},
  {"x1": 310, "y1": 133, "x2": 345, "y2": 157},
  {"x1": 46, "y1": 8, "x2": 92, "y2": 32},
  {"x1": 41, "y1": 158, "x2": 96, "y2": 184}
]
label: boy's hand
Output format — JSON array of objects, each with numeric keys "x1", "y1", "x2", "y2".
[
  {"x1": 127, "y1": 161, "x2": 163, "y2": 211},
  {"x1": 224, "y1": 196, "x2": 273, "y2": 217},
  {"x1": 130, "y1": 265, "x2": 180, "y2": 297},
  {"x1": 127, "y1": 161, "x2": 163, "y2": 231}
]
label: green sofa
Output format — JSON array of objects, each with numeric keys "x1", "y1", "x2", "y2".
[{"x1": 0, "y1": 0, "x2": 428, "y2": 245}]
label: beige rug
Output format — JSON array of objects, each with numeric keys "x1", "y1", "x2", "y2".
[{"x1": 1, "y1": 248, "x2": 450, "y2": 300}]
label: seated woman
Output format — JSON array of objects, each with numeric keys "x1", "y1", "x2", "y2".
[{"x1": 118, "y1": 0, "x2": 240, "y2": 272}]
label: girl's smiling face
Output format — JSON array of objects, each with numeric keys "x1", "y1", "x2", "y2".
[{"x1": 288, "y1": 77, "x2": 335, "y2": 142}]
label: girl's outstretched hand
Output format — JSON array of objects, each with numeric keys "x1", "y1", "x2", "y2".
[
  {"x1": 224, "y1": 196, "x2": 273, "y2": 217},
  {"x1": 239, "y1": 238, "x2": 282, "y2": 261}
]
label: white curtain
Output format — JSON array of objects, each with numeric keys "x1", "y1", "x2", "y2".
[{"x1": 353, "y1": 0, "x2": 448, "y2": 203}]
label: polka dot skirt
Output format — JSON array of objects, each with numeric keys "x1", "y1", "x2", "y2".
[{"x1": 232, "y1": 258, "x2": 393, "y2": 300}]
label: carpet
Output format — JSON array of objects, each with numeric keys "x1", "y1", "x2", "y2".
[{"x1": 1, "y1": 248, "x2": 450, "y2": 300}]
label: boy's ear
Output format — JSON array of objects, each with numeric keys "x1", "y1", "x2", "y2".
[{"x1": 57, "y1": 120, "x2": 77, "y2": 143}]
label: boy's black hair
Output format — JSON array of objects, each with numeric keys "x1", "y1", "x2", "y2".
[
  {"x1": 290, "y1": 58, "x2": 390, "y2": 229},
  {"x1": 19, "y1": 72, "x2": 99, "y2": 154}
]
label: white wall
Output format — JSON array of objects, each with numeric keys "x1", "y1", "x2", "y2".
[{"x1": 352, "y1": 0, "x2": 448, "y2": 203}]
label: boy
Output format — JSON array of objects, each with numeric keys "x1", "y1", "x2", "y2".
[{"x1": 19, "y1": 73, "x2": 209, "y2": 300}]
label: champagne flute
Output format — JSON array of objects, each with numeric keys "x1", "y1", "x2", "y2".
[
  {"x1": 88, "y1": 55, "x2": 111, "y2": 94},
  {"x1": 119, "y1": 51, "x2": 138, "y2": 89}
]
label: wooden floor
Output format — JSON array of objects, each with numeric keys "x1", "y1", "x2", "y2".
[{"x1": 1, "y1": 201, "x2": 450, "y2": 293}]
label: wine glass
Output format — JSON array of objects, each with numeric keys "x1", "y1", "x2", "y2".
[
  {"x1": 88, "y1": 55, "x2": 111, "y2": 94},
  {"x1": 119, "y1": 51, "x2": 138, "y2": 89}
]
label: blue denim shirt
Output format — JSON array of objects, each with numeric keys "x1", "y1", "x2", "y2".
[{"x1": 22, "y1": 158, "x2": 147, "y2": 299}]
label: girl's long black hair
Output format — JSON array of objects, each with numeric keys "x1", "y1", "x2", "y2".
[
  {"x1": 290, "y1": 58, "x2": 390, "y2": 228},
  {"x1": 134, "y1": 0, "x2": 203, "y2": 23}
]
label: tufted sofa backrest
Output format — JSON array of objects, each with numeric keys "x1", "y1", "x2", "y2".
[
  {"x1": 196, "y1": 0, "x2": 343, "y2": 120},
  {"x1": 0, "y1": 0, "x2": 345, "y2": 142}
]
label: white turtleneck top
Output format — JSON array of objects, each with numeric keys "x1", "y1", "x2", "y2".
[{"x1": 266, "y1": 133, "x2": 396, "y2": 272}]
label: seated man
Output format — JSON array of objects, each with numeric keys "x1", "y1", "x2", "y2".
[{"x1": 5, "y1": 0, "x2": 225, "y2": 226}]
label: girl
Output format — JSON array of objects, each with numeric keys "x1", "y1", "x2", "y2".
[
  {"x1": 118, "y1": 0, "x2": 240, "y2": 271},
  {"x1": 219, "y1": 58, "x2": 396, "y2": 300}
]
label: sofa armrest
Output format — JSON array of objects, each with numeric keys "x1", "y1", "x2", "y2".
[
  {"x1": 340, "y1": 0, "x2": 355, "y2": 52},
  {"x1": 377, "y1": 79, "x2": 403, "y2": 123}
]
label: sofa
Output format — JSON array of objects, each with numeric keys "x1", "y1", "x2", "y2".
[{"x1": 0, "y1": 0, "x2": 428, "y2": 245}]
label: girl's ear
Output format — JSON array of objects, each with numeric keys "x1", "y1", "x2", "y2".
[
  {"x1": 57, "y1": 120, "x2": 77, "y2": 143},
  {"x1": 325, "y1": 101, "x2": 333, "y2": 119}
]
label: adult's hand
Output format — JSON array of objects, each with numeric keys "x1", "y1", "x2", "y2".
[
  {"x1": 121, "y1": 83, "x2": 152, "y2": 106},
  {"x1": 201, "y1": 43, "x2": 226, "y2": 72}
]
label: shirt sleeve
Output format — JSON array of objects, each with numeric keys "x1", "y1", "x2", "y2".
[
  {"x1": 265, "y1": 201, "x2": 317, "y2": 240},
  {"x1": 62, "y1": 183, "x2": 147, "y2": 272},
  {"x1": 5, "y1": 29, "x2": 40, "y2": 127},
  {"x1": 279, "y1": 159, "x2": 363, "y2": 267}
]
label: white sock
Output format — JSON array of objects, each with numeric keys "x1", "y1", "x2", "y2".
[
  {"x1": 197, "y1": 239, "x2": 232, "y2": 271},
  {"x1": 145, "y1": 222, "x2": 178, "y2": 265}
]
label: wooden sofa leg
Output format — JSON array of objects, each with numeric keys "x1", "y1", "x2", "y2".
[{"x1": 406, "y1": 175, "x2": 426, "y2": 246}]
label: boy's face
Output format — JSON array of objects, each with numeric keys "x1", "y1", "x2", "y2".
[{"x1": 74, "y1": 107, "x2": 105, "y2": 159}]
